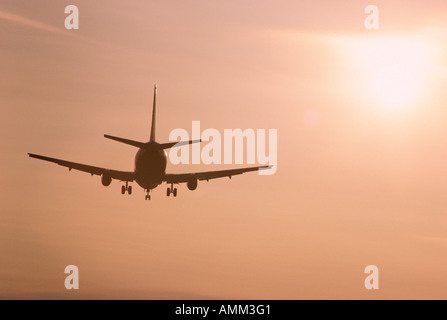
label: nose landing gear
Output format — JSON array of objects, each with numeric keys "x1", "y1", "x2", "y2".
[{"x1": 145, "y1": 189, "x2": 151, "y2": 200}]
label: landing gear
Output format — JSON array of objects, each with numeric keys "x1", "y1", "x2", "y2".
[
  {"x1": 121, "y1": 181, "x2": 132, "y2": 195},
  {"x1": 166, "y1": 184, "x2": 177, "y2": 197},
  {"x1": 145, "y1": 189, "x2": 151, "y2": 201}
]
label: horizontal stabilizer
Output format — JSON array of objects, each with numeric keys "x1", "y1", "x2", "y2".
[
  {"x1": 104, "y1": 134, "x2": 147, "y2": 149},
  {"x1": 159, "y1": 139, "x2": 201, "y2": 150}
]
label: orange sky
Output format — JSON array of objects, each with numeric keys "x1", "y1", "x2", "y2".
[{"x1": 1, "y1": 0, "x2": 447, "y2": 299}]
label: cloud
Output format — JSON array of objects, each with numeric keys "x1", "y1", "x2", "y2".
[
  {"x1": 0, "y1": 9, "x2": 83, "y2": 39},
  {"x1": 418, "y1": 236, "x2": 447, "y2": 247}
]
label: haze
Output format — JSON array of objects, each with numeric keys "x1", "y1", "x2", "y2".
[{"x1": 1, "y1": 0, "x2": 447, "y2": 299}]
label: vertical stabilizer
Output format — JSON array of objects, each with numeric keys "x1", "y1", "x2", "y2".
[{"x1": 150, "y1": 84, "x2": 157, "y2": 142}]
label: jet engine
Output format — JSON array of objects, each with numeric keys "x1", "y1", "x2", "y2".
[
  {"x1": 187, "y1": 178, "x2": 198, "y2": 191},
  {"x1": 101, "y1": 173, "x2": 112, "y2": 186}
]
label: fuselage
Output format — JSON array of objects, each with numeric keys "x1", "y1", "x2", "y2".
[{"x1": 134, "y1": 142, "x2": 167, "y2": 190}]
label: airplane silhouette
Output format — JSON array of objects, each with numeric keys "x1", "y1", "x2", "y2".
[{"x1": 28, "y1": 85, "x2": 270, "y2": 200}]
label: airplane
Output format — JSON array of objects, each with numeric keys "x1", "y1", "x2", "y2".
[{"x1": 28, "y1": 85, "x2": 270, "y2": 200}]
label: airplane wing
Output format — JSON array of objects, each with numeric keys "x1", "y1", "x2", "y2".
[
  {"x1": 28, "y1": 153, "x2": 134, "y2": 182},
  {"x1": 164, "y1": 165, "x2": 271, "y2": 184}
]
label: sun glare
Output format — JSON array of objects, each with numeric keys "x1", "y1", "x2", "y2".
[{"x1": 345, "y1": 35, "x2": 438, "y2": 111}]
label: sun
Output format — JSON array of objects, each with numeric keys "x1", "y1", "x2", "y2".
[
  {"x1": 371, "y1": 57, "x2": 419, "y2": 106},
  {"x1": 346, "y1": 35, "x2": 437, "y2": 110}
]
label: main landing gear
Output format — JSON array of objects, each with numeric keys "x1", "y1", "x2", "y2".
[
  {"x1": 121, "y1": 181, "x2": 132, "y2": 195},
  {"x1": 167, "y1": 183, "x2": 177, "y2": 197},
  {"x1": 145, "y1": 189, "x2": 151, "y2": 201}
]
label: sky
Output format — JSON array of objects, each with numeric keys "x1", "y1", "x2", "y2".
[{"x1": 1, "y1": 0, "x2": 447, "y2": 299}]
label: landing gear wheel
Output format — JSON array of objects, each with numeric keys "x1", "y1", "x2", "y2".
[
  {"x1": 121, "y1": 185, "x2": 126, "y2": 194},
  {"x1": 167, "y1": 188, "x2": 171, "y2": 197},
  {"x1": 173, "y1": 188, "x2": 177, "y2": 197},
  {"x1": 128, "y1": 186, "x2": 132, "y2": 195},
  {"x1": 145, "y1": 189, "x2": 151, "y2": 200}
]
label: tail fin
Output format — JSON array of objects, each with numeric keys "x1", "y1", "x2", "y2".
[{"x1": 150, "y1": 84, "x2": 157, "y2": 142}]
